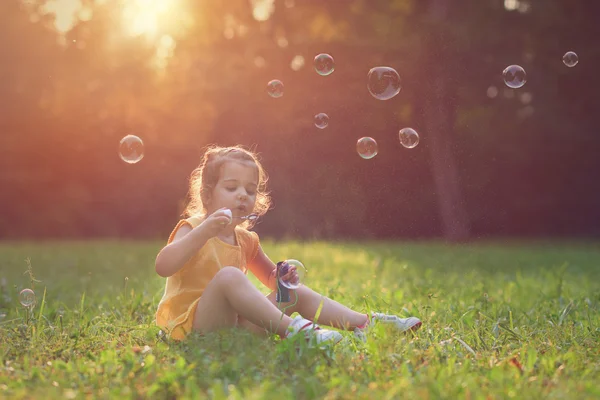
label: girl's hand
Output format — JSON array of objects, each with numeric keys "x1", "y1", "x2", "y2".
[
  {"x1": 280, "y1": 264, "x2": 299, "y2": 287},
  {"x1": 199, "y1": 208, "x2": 232, "y2": 237}
]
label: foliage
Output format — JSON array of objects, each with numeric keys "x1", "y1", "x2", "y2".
[{"x1": 1, "y1": 0, "x2": 599, "y2": 239}]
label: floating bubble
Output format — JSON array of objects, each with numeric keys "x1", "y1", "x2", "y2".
[
  {"x1": 314, "y1": 113, "x2": 329, "y2": 129},
  {"x1": 563, "y1": 51, "x2": 578, "y2": 67},
  {"x1": 502, "y1": 65, "x2": 526, "y2": 89},
  {"x1": 19, "y1": 288, "x2": 36, "y2": 308},
  {"x1": 314, "y1": 53, "x2": 335, "y2": 76},
  {"x1": 356, "y1": 137, "x2": 378, "y2": 159},
  {"x1": 399, "y1": 128, "x2": 419, "y2": 149},
  {"x1": 267, "y1": 79, "x2": 284, "y2": 98},
  {"x1": 278, "y1": 259, "x2": 307, "y2": 290},
  {"x1": 119, "y1": 135, "x2": 144, "y2": 164},
  {"x1": 367, "y1": 66, "x2": 401, "y2": 100}
]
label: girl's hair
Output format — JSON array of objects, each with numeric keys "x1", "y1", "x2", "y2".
[{"x1": 182, "y1": 145, "x2": 271, "y2": 228}]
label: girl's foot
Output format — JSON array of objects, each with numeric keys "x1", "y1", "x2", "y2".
[
  {"x1": 287, "y1": 315, "x2": 343, "y2": 346},
  {"x1": 353, "y1": 313, "x2": 422, "y2": 342}
]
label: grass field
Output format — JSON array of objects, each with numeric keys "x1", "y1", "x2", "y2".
[{"x1": 1, "y1": 239, "x2": 599, "y2": 399}]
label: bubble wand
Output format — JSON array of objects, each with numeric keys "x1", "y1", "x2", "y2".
[{"x1": 275, "y1": 259, "x2": 306, "y2": 303}]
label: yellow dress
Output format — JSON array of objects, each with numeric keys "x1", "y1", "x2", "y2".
[{"x1": 155, "y1": 215, "x2": 260, "y2": 340}]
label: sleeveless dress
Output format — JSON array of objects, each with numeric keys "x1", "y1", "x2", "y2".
[{"x1": 155, "y1": 215, "x2": 260, "y2": 340}]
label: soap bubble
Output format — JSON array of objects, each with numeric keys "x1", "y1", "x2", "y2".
[
  {"x1": 267, "y1": 79, "x2": 284, "y2": 98},
  {"x1": 314, "y1": 113, "x2": 329, "y2": 129},
  {"x1": 563, "y1": 51, "x2": 578, "y2": 67},
  {"x1": 399, "y1": 128, "x2": 419, "y2": 149},
  {"x1": 314, "y1": 53, "x2": 335, "y2": 76},
  {"x1": 119, "y1": 135, "x2": 144, "y2": 164},
  {"x1": 356, "y1": 137, "x2": 378, "y2": 159},
  {"x1": 503, "y1": 65, "x2": 526, "y2": 89},
  {"x1": 278, "y1": 259, "x2": 306, "y2": 290},
  {"x1": 367, "y1": 66, "x2": 401, "y2": 100},
  {"x1": 19, "y1": 289, "x2": 36, "y2": 308}
]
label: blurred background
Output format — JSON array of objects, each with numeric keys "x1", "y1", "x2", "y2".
[{"x1": 1, "y1": 0, "x2": 599, "y2": 241}]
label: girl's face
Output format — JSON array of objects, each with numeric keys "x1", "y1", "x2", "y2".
[{"x1": 206, "y1": 160, "x2": 259, "y2": 219}]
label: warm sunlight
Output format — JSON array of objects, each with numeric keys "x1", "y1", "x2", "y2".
[
  {"x1": 123, "y1": 0, "x2": 179, "y2": 39},
  {"x1": 250, "y1": 0, "x2": 275, "y2": 22},
  {"x1": 40, "y1": 0, "x2": 83, "y2": 33},
  {"x1": 37, "y1": 0, "x2": 185, "y2": 40}
]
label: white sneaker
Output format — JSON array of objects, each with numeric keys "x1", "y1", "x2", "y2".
[
  {"x1": 353, "y1": 313, "x2": 422, "y2": 342},
  {"x1": 287, "y1": 315, "x2": 343, "y2": 346}
]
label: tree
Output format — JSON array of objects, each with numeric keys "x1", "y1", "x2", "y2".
[
  {"x1": 2, "y1": 0, "x2": 600, "y2": 239},
  {"x1": 414, "y1": 0, "x2": 471, "y2": 241}
]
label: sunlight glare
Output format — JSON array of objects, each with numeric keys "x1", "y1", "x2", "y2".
[
  {"x1": 41, "y1": 0, "x2": 82, "y2": 33},
  {"x1": 504, "y1": 0, "x2": 519, "y2": 10},
  {"x1": 123, "y1": 0, "x2": 175, "y2": 38},
  {"x1": 251, "y1": 0, "x2": 275, "y2": 22},
  {"x1": 152, "y1": 34, "x2": 176, "y2": 71}
]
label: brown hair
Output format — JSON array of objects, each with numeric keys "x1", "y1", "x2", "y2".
[{"x1": 182, "y1": 145, "x2": 271, "y2": 228}]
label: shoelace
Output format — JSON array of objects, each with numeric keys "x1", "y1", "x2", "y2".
[{"x1": 298, "y1": 321, "x2": 320, "y2": 332}]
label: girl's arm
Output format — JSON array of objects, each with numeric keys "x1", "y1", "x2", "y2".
[
  {"x1": 247, "y1": 245, "x2": 278, "y2": 290},
  {"x1": 156, "y1": 209, "x2": 232, "y2": 277},
  {"x1": 155, "y1": 223, "x2": 211, "y2": 277}
]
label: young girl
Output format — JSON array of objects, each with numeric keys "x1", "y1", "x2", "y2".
[{"x1": 155, "y1": 145, "x2": 421, "y2": 345}]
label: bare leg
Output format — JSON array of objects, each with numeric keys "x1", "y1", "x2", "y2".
[
  {"x1": 192, "y1": 267, "x2": 292, "y2": 337},
  {"x1": 266, "y1": 285, "x2": 368, "y2": 330},
  {"x1": 237, "y1": 317, "x2": 270, "y2": 337}
]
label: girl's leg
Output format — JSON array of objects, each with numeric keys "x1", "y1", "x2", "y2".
[
  {"x1": 236, "y1": 317, "x2": 270, "y2": 337},
  {"x1": 192, "y1": 267, "x2": 292, "y2": 337},
  {"x1": 265, "y1": 285, "x2": 368, "y2": 330}
]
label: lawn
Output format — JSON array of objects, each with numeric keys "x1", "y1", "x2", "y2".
[{"x1": 1, "y1": 240, "x2": 599, "y2": 399}]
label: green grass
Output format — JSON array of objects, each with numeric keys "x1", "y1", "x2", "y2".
[{"x1": 1, "y1": 240, "x2": 599, "y2": 399}]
